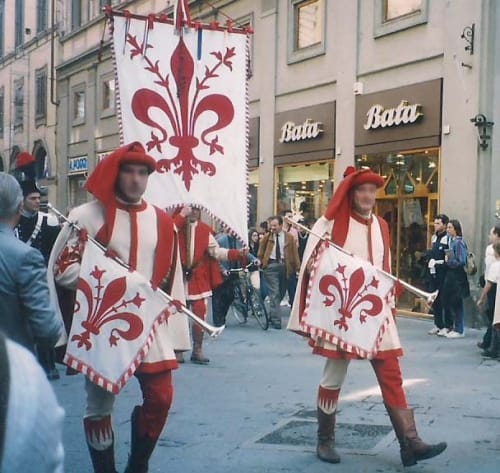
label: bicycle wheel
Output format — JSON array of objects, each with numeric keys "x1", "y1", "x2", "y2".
[
  {"x1": 232, "y1": 280, "x2": 248, "y2": 323},
  {"x1": 248, "y1": 286, "x2": 269, "y2": 330}
]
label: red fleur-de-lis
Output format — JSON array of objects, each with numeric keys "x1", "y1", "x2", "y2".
[
  {"x1": 127, "y1": 33, "x2": 236, "y2": 190},
  {"x1": 71, "y1": 267, "x2": 144, "y2": 350},
  {"x1": 318, "y1": 264, "x2": 384, "y2": 331}
]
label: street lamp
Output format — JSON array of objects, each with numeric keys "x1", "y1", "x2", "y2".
[{"x1": 470, "y1": 114, "x2": 494, "y2": 150}]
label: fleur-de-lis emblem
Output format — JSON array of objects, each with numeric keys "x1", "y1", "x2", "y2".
[
  {"x1": 127, "y1": 33, "x2": 236, "y2": 190},
  {"x1": 319, "y1": 264, "x2": 384, "y2": 331},
  {"x1": 72, "y1": 265, "x2": 144, "y2": 350}
]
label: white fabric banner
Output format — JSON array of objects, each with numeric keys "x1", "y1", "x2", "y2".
[
  {"x1": 301, "y1": 242, "x2": 395, "y2": 358},
  {"x1": 112, "y1": 16, "x2": 249, "y2": 242},
  {"x1": 64, "y1": 240, "x2": 179, "y2": 394}
]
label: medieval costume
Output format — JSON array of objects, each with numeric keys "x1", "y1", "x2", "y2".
[
  {"x1": 51, "y1": 142, "x2": 190, "y2": 473},
  {"x1": 173, "y1": 211, "x2": 241, "y2": 363},
  {"x1": 287, "y1": 166, "x2": 447, "y2": 466}
]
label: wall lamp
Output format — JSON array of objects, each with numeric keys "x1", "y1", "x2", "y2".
[
  {"x1": 461, "y1": 23, "x2": 474, "y2": 55},
  {"x1": 470, "y1": 114, "x2": 494, "y2": 150}
]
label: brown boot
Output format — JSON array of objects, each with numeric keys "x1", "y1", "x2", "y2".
[
  {"x1": 124, "y1": 406, "x2": 157, "y2": 473},
  {"x1": 385, "y1": 404, "x2": 447, "y2": 466},
  {"x1": 317, "y1": 408, "x2": 341, "y2": 463},
  {"x1": 190, "y1": 327, "x2": 209, "y2": 364},
  {"x1": 83, "y1": 417, "x2": 117, "y2": 473}
]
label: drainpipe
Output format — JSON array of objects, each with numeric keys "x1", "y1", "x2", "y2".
[{"x1": 50, "y1": 0, "x2": 59, "y2": 106}]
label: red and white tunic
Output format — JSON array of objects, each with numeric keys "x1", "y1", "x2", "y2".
[
  {"x1": 53, "y1": 199, "x2": 190, "y2": 372},
  {"x1": 287, "y1": 213, "x2": 403, "y2": 360}
]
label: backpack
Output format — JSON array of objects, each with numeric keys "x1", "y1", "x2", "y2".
[{"x1": 465, "y1": 251, "x2": 477, "y2": 276}]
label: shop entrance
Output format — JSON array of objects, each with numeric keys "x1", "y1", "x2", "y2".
[{"x1": 357, "y1": 148, "x2": 440, "y2": 313}]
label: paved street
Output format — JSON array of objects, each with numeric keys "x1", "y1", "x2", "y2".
[{"x1": 53, "y1": 309, "x2": 500, "y2": 473}]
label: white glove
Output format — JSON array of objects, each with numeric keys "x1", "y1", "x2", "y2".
[{"x1": 428, "y1": 258, "x2": 436, "y2": 269}]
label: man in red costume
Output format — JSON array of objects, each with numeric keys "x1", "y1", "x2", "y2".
[
  {"x1": 51, "y1": 142, "x2": 190, "y2": 473},
  {"x1": 287, "y1": 166, "x2": 447, "y2": 467},
  {"x1": 174, "y1": 206, "x2": 246, "y2": 364}
]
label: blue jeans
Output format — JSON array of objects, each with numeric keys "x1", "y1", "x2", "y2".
[{"x1": 452, "y1": 299, "x2": 465, "y2": 334}]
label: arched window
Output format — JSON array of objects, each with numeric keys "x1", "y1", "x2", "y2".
[
  {"x1": 32, "y1": 140, "x2": 48, "y2": 179},
  {"x1": 9, "y1": 146, "x2": 21, "y2": 172}
]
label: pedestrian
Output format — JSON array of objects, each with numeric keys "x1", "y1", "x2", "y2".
[
  {"x1": 0, "y1": 331, "x2": 64, "y2": 473},
  {"x1": 247, "y1": 228, "x2": 261, "y2": 290},
  {"x1": 282, "y1": 210, "x2": 300, "y2": 307},
  {"x1": 426, "y1": 214, "x2": 451, "y2": 335},
  {"x1": 296, "y1": 216, "x2": 312, "y2": 262},
  {"x1": 477, "y1": 224, "x2": 500, "y2": 350},
  {"x1": 174, "y1": 207, "x2": 246, "y2": 362},
  {"x1": 15, "y1": 173, "x2": 62, "y2": 380},
  {"x1": 258, "y1": 215, "x2": 300, "y2": 329},
  {"x1": 0, "y1": 172, "x2": 63, "y2": 352},
  {"x1": 477, "y1": 240, "x2": 500, "y2": 357},
  {"x1": 212, "y1": 226, "x2": 256, "y2": 327},
  {"x1": 441, "y1": 219, "x2": 470, "y2": 338},
  {"x1": 51, "y1": 142, "x2": 190, "y2": 473},
  {"x1": 287, "y1": 166, "x2": 447, "y2": 466}
]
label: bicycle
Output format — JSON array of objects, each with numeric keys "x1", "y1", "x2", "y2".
[{"x1": 228, "y1": 265, "x2": 269, "y2": 330}]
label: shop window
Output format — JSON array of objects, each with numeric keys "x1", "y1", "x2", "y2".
[
  {"x1": 374, "y1": 0, "x2": 428, "y2": 38},
  {"x1": 33, "y1": 141, "x2": 49, "y2": 179},
  {"x1": 72, "y1": 87, "x2": 86, "y2": 125},
  {"x1": 356, "y1": 148, "x2": 440, "y2": 313},
  {"x1": 248, "y1": 168, "x2": 259, "y2": 228},
  {"x1": 276, "y1": 161, "x2": 334, "y2": 223},
  {"x1": 68, "y1": 174, "x2": 88, "y2": 208},
  {"x1": 13, "y1": 77, "x2": 24, "y2": 132},
  {"x1": 101, "y1": 75, "x2": 115, "y2": 116},
  {"x1": 288, "y1": 0, "x2": 326, "y2": 64}
]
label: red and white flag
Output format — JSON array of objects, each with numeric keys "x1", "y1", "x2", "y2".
[
  {"x1": 111, "y1": 14, "x2": 249, "y2": 242},
  {"x1": 301, "y1": 242, "x2": 396, "y2": 358},
  {"x1": 64, "y1": 239, "x2": 179, "y2": 394}
]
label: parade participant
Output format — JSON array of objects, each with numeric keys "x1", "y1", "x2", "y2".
[
  {"x1": 426, "y1": 214, "x2": 451, "y2": 336},
  {"x1": 15, "y1": 173, "x2": 61, "y2": 379},
  {"x1": 258, "y1": 216, "x2": 300, "y2": 329},
  {"x1": 287, "y1": 166, "x2": 447, "y2": 466},
  {"x1": 51, "y1": 142, "x2": 190, "y2": 473},
  {"x1": 174, "y1": 207, "x2": 246, "y2": 362},
  {"x1": 0, "y1": 172, "x2": 63, "y2": 352}
]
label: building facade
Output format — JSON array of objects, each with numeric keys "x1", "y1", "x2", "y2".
[{"x1": 1, "y1": 0, "x2": 499, "y2": 314}]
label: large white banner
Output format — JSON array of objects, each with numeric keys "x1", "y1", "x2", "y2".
[
  {"x1": 64, "y1": 240, "x2": 179, "y2": 394},
  {"x1": 301, "y1": 242, "x2": 396, "y2": 358},
  {"x1": 112, "y1": 16, "x2": 249, "y2": 242}
]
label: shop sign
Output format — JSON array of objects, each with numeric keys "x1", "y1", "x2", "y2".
[
  {"x1": 68, "y1": 156, "x2": 88, "y2": 174},
  {"x1": 279, "y1": 118, "x2": 324, "y2": 143},
  {"x1": 363, "y1": 100, "x2": 423, "y2": 130},
  {"x1": 97, "y1": 152, "x2": 110, "y2": 162}
]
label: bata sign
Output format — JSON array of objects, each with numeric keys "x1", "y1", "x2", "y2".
[
  {"x1": 363, "y1": 100, "x2": 423, "y2": 130},
  {"x1": 279, "y1": 118, "x2": 324, "y2": 143}
]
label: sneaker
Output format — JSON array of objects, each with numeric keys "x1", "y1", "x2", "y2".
[
  {"x1": 436, "y1": 328, "x2": 450, "y2": 337},
  {"x1": 445, "y1": 331, "x2": 464, "y2": 339},
  {"x1": 428, "y1": 326, "x2": 441, "y2": 335}
]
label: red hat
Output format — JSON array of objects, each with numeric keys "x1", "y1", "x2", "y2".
[
  {"x1": 85, "y1": 141, "x2": 156, "y2": 204},
  {"x1": 16, "y1": 152, "x2": 36, "y2": 169},
  {"x1": 324, "y1": 166, "x2": 384, "y2": 245}
]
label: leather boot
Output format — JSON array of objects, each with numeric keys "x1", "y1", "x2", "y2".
[
  {"x1": 385, "y1": 404, "x2": 447, "y2": 466},
  {"x1": 190, "y1": 327, "x2": 209, "y2": 364},
  {"x1": 83, "y1": 417, "x2": 117, "y2": 473},
  {"x1": 124, "y1": 406, "x2": 157, "y2": 473},
  {"x1": 316, "y1": 408, "x2": 341, "y2": 463}
]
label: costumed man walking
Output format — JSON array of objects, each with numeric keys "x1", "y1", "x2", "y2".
[
  {"x1": 174, "y1": 207, "x2": 246, "y2": 363},
  {"x1": 287, "y1": 166, "x2": 447, "y2": 467},
  {"x1": 51, "y1": 142, "x2": 190, "y2": 473},
  {"x1": 15, "y1": 170, "x2": 62, "y2": 379}
]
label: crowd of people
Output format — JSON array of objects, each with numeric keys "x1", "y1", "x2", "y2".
[{"x1": 2, "y1": 143, "x2": 499, "y2": 472}]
